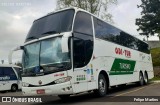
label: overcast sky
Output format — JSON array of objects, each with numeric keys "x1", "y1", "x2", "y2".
[{"x1": 0, "y1": 0, "x2": 159, "y2": 64}]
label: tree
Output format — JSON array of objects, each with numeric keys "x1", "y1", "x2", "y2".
[
  {"x1": 136, "y1": 0, "x2": 160, "y2": 41},
  {"x1": 15, "y1": 61, "x2": 22, "y2": 67},
  {"x1": 56, "y1": 0, "x2": 117, "y2": 23}
]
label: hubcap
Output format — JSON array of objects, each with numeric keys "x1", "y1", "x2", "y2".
[
  {"x1": 140, "y1": 75, "x2": 143, "y2": 84},
  {"x1": 144, "y1": 74, "x2": 148, "y2": 83},
  {"x1": 12, "y1": 86, "x2": 16, "y2": 91},
  {"x1": 99, "y1": 79, "x2": 105, "y2": 93}
]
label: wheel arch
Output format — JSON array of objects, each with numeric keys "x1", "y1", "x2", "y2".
[
  {"x1": 11, "y1": 83, "x2": 18, "y2": 89},
  {"x1": 96, "y1": 70, "x2": 110, "y2": 89},
  {"x1": 139, "y1": 70, "x2": 143, "y2": 76}
]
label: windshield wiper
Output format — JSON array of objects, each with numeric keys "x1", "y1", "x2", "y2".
[
  {"x1": 41, "y1": 62, "x2": 71, "y2": 70},
  {"x1": 42, "y1": 63, "x2": 64, "y2": 68},
  {"x1": 41, "y1": 30, "x2": 58, "y2": 35}
]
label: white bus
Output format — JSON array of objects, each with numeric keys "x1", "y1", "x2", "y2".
[
  {"x1": 0, "y1": 64, "x2": 22, "y2": 92},
  {"x1": 9, "y1": 7, "x2": 154, "y2": 99}
]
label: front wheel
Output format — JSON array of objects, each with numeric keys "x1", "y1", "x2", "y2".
[
  {"x1": 94, "y1": 74, "x2": 107, "y2": 97},
  {"x1": 11, "y1": 85, "x2": 17, "y2": 92}
]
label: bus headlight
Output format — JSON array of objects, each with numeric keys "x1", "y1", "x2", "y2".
[
  {"x1": 54, "y1": 76, "x2": 72, "y2": 84},
  {"x1": 22, "y1": 82, "x2": 29, "y2": 87}
]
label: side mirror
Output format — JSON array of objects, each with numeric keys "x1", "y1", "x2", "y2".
[
  {"x1": 8, "y1": 46, "x2": 24, "y2": 64},
  {"x1": 61, "y1": 32, "x2": 72, "y2": 53}
]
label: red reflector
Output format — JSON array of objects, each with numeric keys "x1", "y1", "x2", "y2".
[{"x1": 37, "y1": 89, "x2": 45, "y2": 94}]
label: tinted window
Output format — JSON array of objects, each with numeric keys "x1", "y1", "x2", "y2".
[
  {"x1": 137, "y1": 40, "x2": 150, "y2": 54},
  {"x1": 3, "y1": 67, "x2": 17, "y2": 80},
  {"x1": 73, "y1": 33, "x2": 93, "y2": 68},
  {"x1": 73, "y1": 12, "x2": 93, "y2": 68},
  {"x1": 73, "y1": 37, "x2": 85, "y2": 67},
  {"x1": 94, "y1": 18, "x2": 121, "y2": 42},
  {"x1": 94, "y1": 17, "x2": 150, "y2": 54},
  {"x1": 74, "y1": 12, "x2": 93, "y2": 35},
  {"x1": 26, "y1": 9, "x2": 74, "y2": 42},
  {"x1": 0, "y1": 67, "x2": 3, "y2": 75},
  {"x1": 3, "y1": 67, "x2": 15, "y2": 76}
]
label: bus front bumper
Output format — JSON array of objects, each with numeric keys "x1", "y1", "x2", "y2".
[{"x1": 22, "y1": 82, "x2": 73, "y2": 96}]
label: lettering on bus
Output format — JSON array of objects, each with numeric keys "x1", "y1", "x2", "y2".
[
  {"x1": 119, "y1": 63, "x2": 131, "y2": 70},
  {"x1": 0, "y1": 76, "x2": 10, "y2": 81},
  {"x1": 115, "y1": 47, "x2": 131, "y2": 58},
  {"x1": 54, "y1": 73, "x2": 64, "y2": 77}
]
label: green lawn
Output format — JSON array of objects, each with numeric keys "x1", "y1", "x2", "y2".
[
  {"x1": 150, "y1": 47, "x2": 160, "y2": 66},
  {"x1": 150, "y1": 77, "x2": 160, "y2": 81}
]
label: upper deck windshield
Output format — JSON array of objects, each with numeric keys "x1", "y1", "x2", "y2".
[{"x1": 25, "y1": 9, "x2": 75, "y2": 42}]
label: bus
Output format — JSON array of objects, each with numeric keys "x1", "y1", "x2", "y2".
[
  {"x1": 8, "y1": 7, "x2": 154, "y2": 99},
  {"x1": 0, "y1": 64, "x2": 22, "y2": 92}
]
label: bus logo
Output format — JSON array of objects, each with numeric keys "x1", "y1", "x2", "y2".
[
  {"x1": 38, "y1": 80, "x2": 42, "y2": 85},
  {"x1": 115, "y1": 47, "x2": 131, "y2": 58}
]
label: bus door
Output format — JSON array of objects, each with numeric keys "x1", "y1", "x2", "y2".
[{"x1": 73, "y1": 38, "x2": 88, "y2": 93}]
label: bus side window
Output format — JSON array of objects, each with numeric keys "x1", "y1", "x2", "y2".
[
  {"x1": 74, "y1": 12, "x2": 93, "y2": 35},
  {"x1": 0, "y1": 67, "x2": 3, "y2": 75},
  {"x1": 3, "y1": 67, "x2": 17, "y2": 80}
]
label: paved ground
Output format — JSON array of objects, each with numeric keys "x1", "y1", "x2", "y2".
[{"x1": 0, "y1": 82, "x2": 160, "y2": 105}]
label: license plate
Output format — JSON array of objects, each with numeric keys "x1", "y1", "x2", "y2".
[{"x1": 37, "y1": 89, "x2": 45, "y2": 94}]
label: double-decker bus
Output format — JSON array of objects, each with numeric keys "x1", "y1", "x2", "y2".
[{"x1": 9, "y1": 7, "x2": 154, "y2": 99}]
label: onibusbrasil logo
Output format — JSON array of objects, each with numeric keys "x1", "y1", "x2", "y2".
[{"x1": 1, "y1": 97, "x2": 42, "y2": 103}]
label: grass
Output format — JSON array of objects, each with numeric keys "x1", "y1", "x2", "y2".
[
  {"x1": 150, "y1": 77, "x2": 160, "y2": 81},
  {"x1": 150, "y1": 47, "x2": 160, "y2": 66}
]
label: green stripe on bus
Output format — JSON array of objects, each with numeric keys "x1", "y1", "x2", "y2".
[{"x1": 109, "y1": 58, "x2": 136, "y2": 75}]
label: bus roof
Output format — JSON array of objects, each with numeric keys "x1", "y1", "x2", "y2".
[{"x1": 0, "y1": 64, "x2": 21, "y2": 68}]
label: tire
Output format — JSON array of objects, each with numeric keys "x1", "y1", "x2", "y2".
[
  {"x1": 94, "y1": 74, "x2": 107, "y2": 97},
  {"x1": 144, "y1": 72, "x2": 148, "y2": 85},
  {"x1": 11, "y1": 85, "x2": 17, "y2": 92},
  {"x1": 139, "y1": 72, "x2": 144, "y2": 86},
  {"x1": 58, "y1": 95, "x2": 70, "y2": 100}
]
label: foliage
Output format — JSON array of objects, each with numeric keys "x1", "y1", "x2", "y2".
[
  {"x1": 15, "y1": 61, "x2": 22, "y2": 67},
  {"x1": 56, "y1": 0, "x2": 117, "y2": 23},
  {"x1": 136, "y1": 0, "x2": 160, "y2": 40},
  {"x1": 150, "y1": 47, "x2": 160, "y2": 66},
  {"x1": 150, "y1": 77, "x2": 160, "y2": 81}
]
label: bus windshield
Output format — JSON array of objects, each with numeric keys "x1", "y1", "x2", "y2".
[
  {"x1": 22, "y1": 37, "x2": 71, "y2": 75},
  {"x1": 25, "y1": 9, "x2": 74, "y2": 42}
]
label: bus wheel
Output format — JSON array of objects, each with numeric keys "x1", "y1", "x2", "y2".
[
  {"x1": 139, "y1": 72, "x2": 144, "y2": 86},
  {"x1": 58, "y1": 95, "x2": 70, "y2": 100},
  {"x1": 11, "y1": 85, "x2": 17, "y2": 92},
  {"x1": 94, "y1": 74, "x2": 107, "y2": 97},
  {"x1": 144, "y1": 72, "x2": 148, "y2": 85}
]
